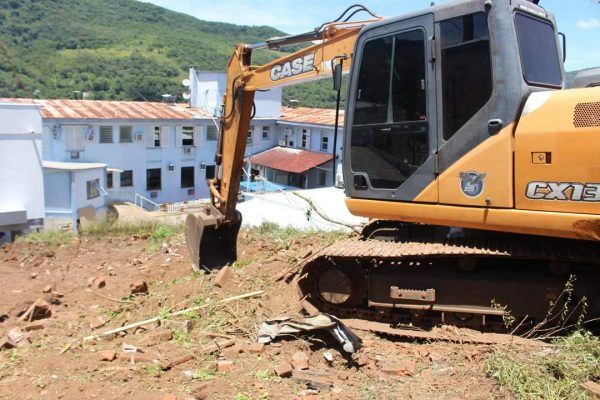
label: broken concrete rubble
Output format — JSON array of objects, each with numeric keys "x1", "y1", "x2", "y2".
[
  {"x1": 129, "y1": 280, "x2": 149, "y2": 295},
  {"x1": 213, "y1": 265, "x2": 233, "y2": 288},
  {"x1": 18, "y1": 298, "x2": 52, "y2": 322},
  {"x1": 139, "y1": 329, "x2": 173, "y2": 346}
]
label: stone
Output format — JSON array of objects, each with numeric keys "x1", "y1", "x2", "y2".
[
  {"x1": 274, "y1": 361, "x2": 293, "y2": 378},
  {"x1": 0, "y1": 338, "x2": 16, "y2": 350},
  {"x1": 246, "y1": 342, "x2": 264, "y2": 354},
  {"x1": 18, "y1": 299, "x2": 52, "y2": 321},
  {"x1": 42, "y1": 285, "x2": 53, "y2": 293},
  {"x1": 92, "y1": 276, "x2": 106, "y2": 289},
  {"x1": 162, "y1": 395, "x2": 178, "y2": 400},
  {"x1": 130, "y1": 280, "x2": 148, "y2": 295},
  {"x1": 140, "y1": 329, "x2": 173, "y2": 346},
  {"x1": 98, "y1": 349, "x2": 116, "y2": 362},
  {"x1": 24, "y1": 320, "x2": 49, "y2": 331},
  {"x1": 292, "y1": 351, "x2": 310, "y2": 370},
  {"x1": 217, "y1": 359, "x2": 234, "y2": 372},
  {"x1": 7, "y1": 327, "x2": 24, "y2": 344},
  {"x1": 213, "y1": 266, "x2": 233, "y2": 288},
  {"x1": 380, "y1": 360, "x2": 417, "y2": 377},
  {"x1": 118, "y1": 352, "x2": 156, "y2": 363},
  {"x1": 301, "y1": 249, "x2": 313, "y2": 259},
  {"x1": 292, "y1": 371, "x2": 333, "y2": 391},
  {"x1": 89, "y1": 316, "x2": 107, "y2": 330},
  {"x1": 30, "y1": 272, "x2": 38, "y2": 279}
]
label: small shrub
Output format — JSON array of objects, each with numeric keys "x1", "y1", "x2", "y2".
[{"x1": 16, "y1": 229, "x2": 73, "y2": 248}]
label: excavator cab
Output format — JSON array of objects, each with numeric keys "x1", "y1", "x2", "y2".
[{"x1": 343, "y1": 0, "x2": 564, "y2": 211}]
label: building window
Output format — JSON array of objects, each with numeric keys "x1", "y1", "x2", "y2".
[
  {"x1": 146, "y1": 168, "x2": 161, "y2": 190},
  {"x1": 181, "y1": 166, "x2": 195, "y2": 188},
  {"x1": 205, "y1": 165, "x2": 216, "y2": 179},
  {"x1": 99, "y1": 126, "x2": 113, "y2": 143},
  {"x1": 262, "y1": 126, "x2": 270, "y2": 140},
  {"x1": 247, "y1": 126, "x2": 254, "y2": 145},
  {"x1": 301, "y1": 129, "x2": 309, "y2": 148},
  {"x1": 318, "y1": 170, "x2": 327, "y2": 187},
  {"x1": 320, "y1": 135, "x2": 329, "y2": 151},
  {"x1": 106, "y1": 172, "x2": 113, "y2": 189},
  {"x1": 119, "y1": 126, "x2": 133, "y2": 143},
  {"x1": 153, "y1": 126, "x2": 161, "y2": 147},
  {"x1": 206, "y1": 125, "x2": 218, "y2": 141},
  {"x1": 120, "y1": 170, "x2": 133, "y2": 187},
  {"x1": 182, "y1": 126, "x2": 194, "y2": 146},
  {"x1": 86, "y1": 179, "x2": 100, "y2": 200}
]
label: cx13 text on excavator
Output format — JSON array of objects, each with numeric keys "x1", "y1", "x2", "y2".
[{"x1": 186, "y1": 0, "x2": 600, "y2": 331}]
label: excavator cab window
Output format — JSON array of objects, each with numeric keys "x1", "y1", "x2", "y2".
[
  {"x1": 440, "y1": 12, "x2": 492, "y2": 141},
  {"x1": 350, "y1": 28, "x2": 428, "y2": 189},
  {"x1": 514, "y1": 12, "x2": 562, "y2": 88}
]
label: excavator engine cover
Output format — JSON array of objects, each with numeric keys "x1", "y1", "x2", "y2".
[{"x1": 185, "y1": 206, "x2": 242, "y2": 271}]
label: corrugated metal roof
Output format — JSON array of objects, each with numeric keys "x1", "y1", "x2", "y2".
[
  {"x1": 0, "y1": 98, "x2": 195, "y2": 120},
  {"x1": 279, "y1": 106, "x2": 344, "y2": 127},
  {"x1": 42, "y1": 99, "x2": 195, "y2": 120},
  {"x1": 250, "y1": 146, "x2": 332, "y2": 174}
]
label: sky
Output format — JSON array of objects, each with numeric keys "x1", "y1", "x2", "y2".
[{"x1": 143, "y1": 0, "x2": 600, "y2": 71}]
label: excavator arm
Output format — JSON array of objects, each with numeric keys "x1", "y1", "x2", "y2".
[{"x1": 186, "y1": 8, "x2": 380, "y2": 270}]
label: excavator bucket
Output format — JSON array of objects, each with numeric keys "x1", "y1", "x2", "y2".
[{"x1": 185, "y1": 208, "x2": 242, "y2": 271}]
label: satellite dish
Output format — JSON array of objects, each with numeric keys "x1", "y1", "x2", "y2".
[
  {"x1": 182, "y1": 79, "x2": 191, "y2": 87},
  {"x1": 182, "y1": 92, "x2": 191, "y2": 100}
]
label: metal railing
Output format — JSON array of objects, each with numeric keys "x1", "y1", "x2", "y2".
[{"x1": 134, "y1": 193, "x2": 160, "y2": 211}]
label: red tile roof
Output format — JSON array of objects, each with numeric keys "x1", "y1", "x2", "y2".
[
  {"x1": 279, "y1": 106, "x2": 344, "y2": 127},
  {"x1": 0, "y1": 98, "x2": 194, "y2": 120},
  {"x1": 250, "y1": 146, "x2": 332, "y2": 174}
]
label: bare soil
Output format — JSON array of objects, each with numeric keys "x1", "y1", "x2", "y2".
[{"x1": 0, "y1": 230, "x2": 516, "y2": 400}]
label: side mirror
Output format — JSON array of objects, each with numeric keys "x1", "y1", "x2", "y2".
[
  {"x1": 558, "y1": 32, "x2": 566, "y2": 62},
  {"x1": 333, "y1": 62, "x2": 343, "y2": 92}
]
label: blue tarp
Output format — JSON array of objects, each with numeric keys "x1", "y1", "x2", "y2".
[{"x1": 239, "y1": 180, "x2": 290, "y2": 193}]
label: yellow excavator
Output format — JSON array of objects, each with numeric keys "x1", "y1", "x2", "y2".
[{"x1": 186, "y1": 0, "x2": 600, "y2": 330}]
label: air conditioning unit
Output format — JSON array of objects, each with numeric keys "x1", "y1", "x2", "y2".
[
  {"x1": 187, "y1": 188, "x2": 195, "y2": 196},
  {"x1": 278, "y1": 140, "x2": 286, "y2": 147},
  {"x1": 150, "y1": 191, "x2": 158, "y2": 199},
  {"x1": 183, "y1": 147, "x2": 193, "y2": 154},
  {"x1": 134, "y1": 133, "x2": 144, "y2": 142},
  {"x1": 70, "y1": 151, "x2": 80, "y2": 159}
]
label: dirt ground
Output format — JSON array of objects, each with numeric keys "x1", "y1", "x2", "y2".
[{"x1": 0, "y1": 229, "x2": 518, "y2": 400}]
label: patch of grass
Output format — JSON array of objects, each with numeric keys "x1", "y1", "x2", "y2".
[
  {"x1": 254, "y1": 369, "x2": 275, "y2": 381},
  {"x1": 145, "y1": 363, "x2": 162, "y2": 377},
  {"x1": 16, "y1": 229, "x2": 73, "y2": 249},
  {"x1": 254, "y1": 222, "x2": 315, "y2": 251},
  {"x1": 9, "y1": 349, "x2": 20, "y2": 363},
  {"x1": 486, "y1": 330, "x2": 600, "y2": 400},
  {"x1": 80, "y1": 218, "x2": 183, "y2": 239},
  {"x1": 193, "y1": 369, "x2": 216, "y2": 381},
  {"x1": 80, "y1": 218, "x2": 183, "y2": 252},
  {"x1": 172, "y1": 328, "x2": 192, "y2": 348},
  {"x1": 231, "y1": 258, "x2": 253, "y2": 270}
]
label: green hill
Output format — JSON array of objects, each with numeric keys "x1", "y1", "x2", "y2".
[
  {"x1": 0, "y1": 0, "x2": 289, "y2": 101},
  {"x1": 0, "y1": 1, "x2": 581, "y2": 108}
]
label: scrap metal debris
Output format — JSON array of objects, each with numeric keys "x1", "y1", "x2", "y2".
[{"x1": 257, "y1": 313, "x2": 362, "y2": 353}]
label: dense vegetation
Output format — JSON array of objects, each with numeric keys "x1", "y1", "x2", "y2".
[
  {"x1": 0, "y1": 0, "x2": 583, "y2": 108},
  {"x1": 0, "y1": 0, "x2": 286, "y2": 101}
]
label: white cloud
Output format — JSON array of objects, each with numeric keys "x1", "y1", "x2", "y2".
[{"x1": 578, "y1": 18, "x2": 600, "y2": 29}]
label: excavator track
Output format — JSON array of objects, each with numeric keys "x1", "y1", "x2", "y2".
[{"x1": 297, "y1": 227, "x2": 600, "y2": 333}]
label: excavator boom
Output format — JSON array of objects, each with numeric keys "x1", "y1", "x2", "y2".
[{"x1": 186, "y1": 8, "x2": 380, "y2": 269}]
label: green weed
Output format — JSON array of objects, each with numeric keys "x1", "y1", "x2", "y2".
[{"x1": 486, "y1": 330, "x2": 599, "y2": 400}]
